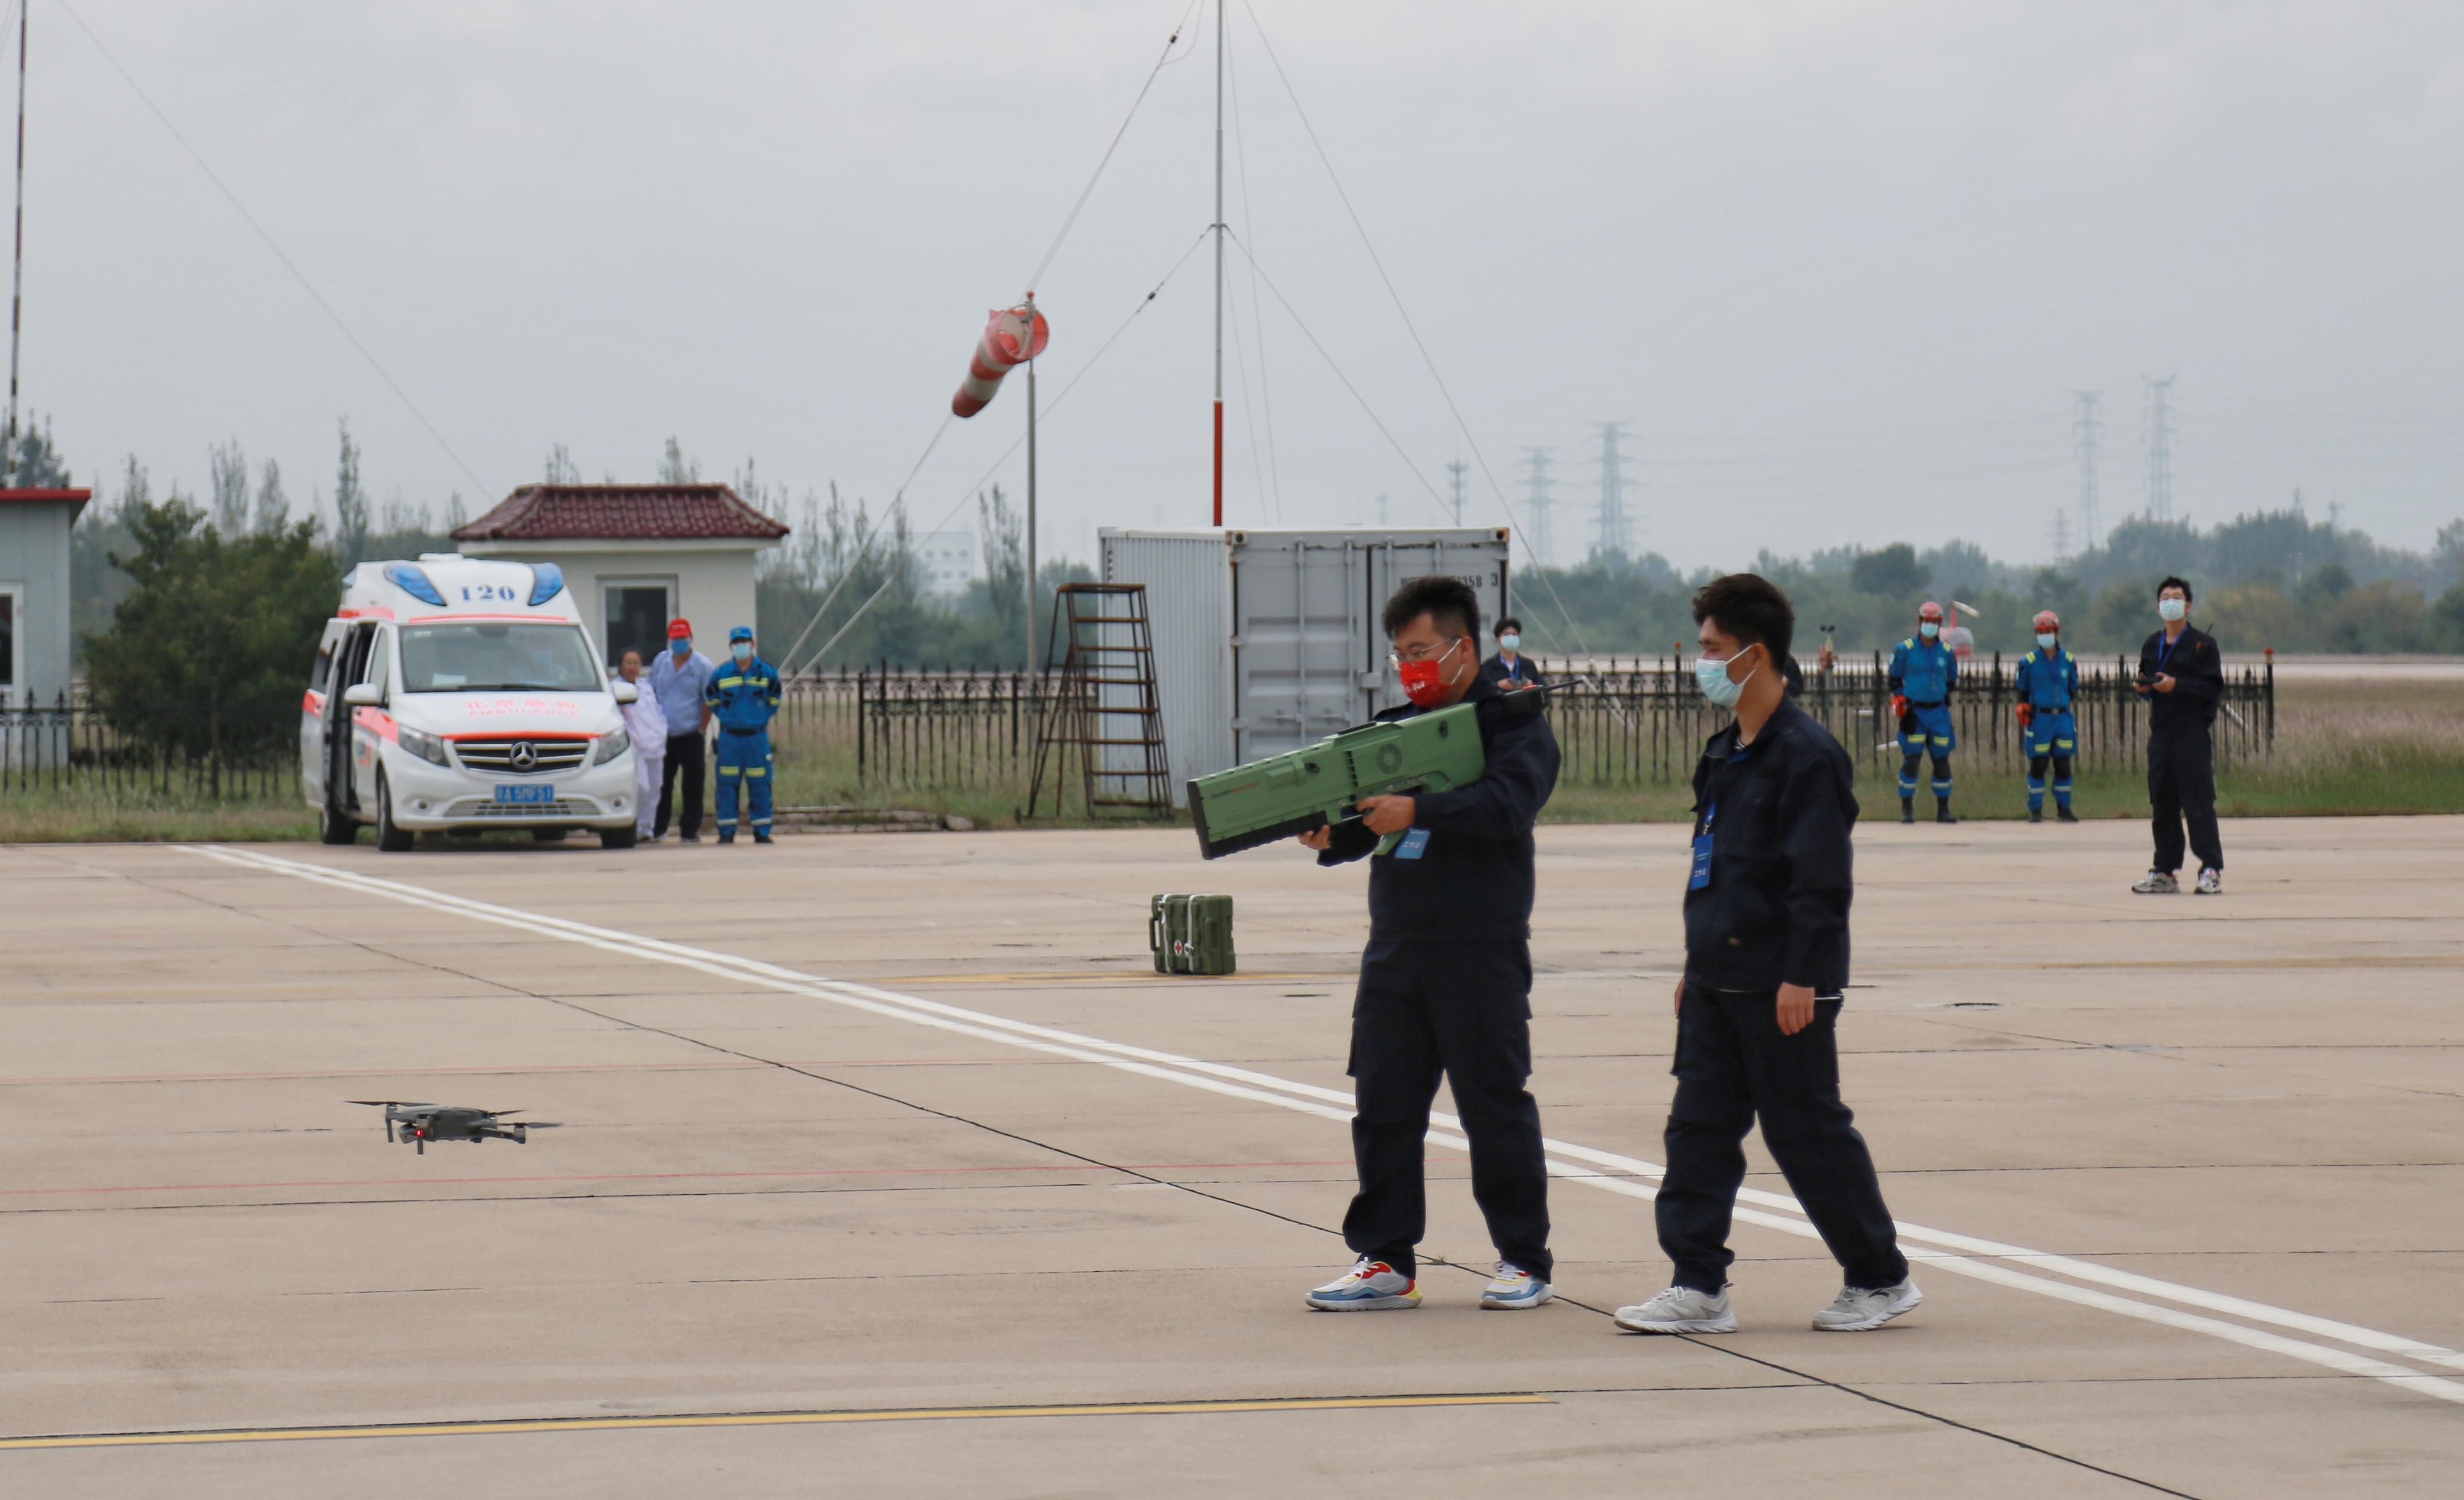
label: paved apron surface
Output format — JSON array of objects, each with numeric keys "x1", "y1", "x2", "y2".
[{"x1": 2, "y1": 818, "x2": 2458, "y2": 1497}]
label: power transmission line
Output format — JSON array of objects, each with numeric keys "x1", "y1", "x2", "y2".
[
  {"x1": 2072, "y1": 390, "x2": 2102, "y2": 549},
  {"x1": 2144, "y1": 376, "x2": 2176, "y2": 522},
  {"x1": 1593, "y1": 422, "x2": 1632, "y2": 560},
  {"x1": 1519, "y1": 446, "x2": 1554, "y2": 567}
]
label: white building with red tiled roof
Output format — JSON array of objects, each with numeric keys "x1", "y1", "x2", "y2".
[{"x1": 451, "y1": 484, "x2": 789, "y2": 666}]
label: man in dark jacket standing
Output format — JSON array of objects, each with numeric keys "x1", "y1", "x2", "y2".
[
  {"x1": 1616, "y1": 573, "x2": 1919, "y2": 1336},
  {"x1": 2132, "y1": 576, "x2": 2227, "y2": 895},
  {"x1": 1298, "y1": 576, "x2": 1562, "y2": 1314}
]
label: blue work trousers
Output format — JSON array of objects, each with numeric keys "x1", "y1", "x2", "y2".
[{"x1": 714, "y1": 727, "x2": 773, "y2": 836}]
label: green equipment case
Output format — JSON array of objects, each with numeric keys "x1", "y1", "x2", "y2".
[{"x1": 1150, "y1": 894, "x2": 1236, "y2": 976}]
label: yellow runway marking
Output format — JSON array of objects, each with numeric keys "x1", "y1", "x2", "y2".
[{"x1": 0, "y1": 1392, "x2": 1549, "y2": 1450}]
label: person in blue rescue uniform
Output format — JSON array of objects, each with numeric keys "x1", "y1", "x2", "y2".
[
  {"x1": 703, "y1": 626, "x2": 783, "y2": 845},
  {"x1": 1887, "y1": 600, "x2": 1959, "y2": 824},
  {"x1": 1296, "y1": 574, "x2": 1561, "y2": 1314},
  {"x1": 2014, "y1": 609, "x2": 2082, "y2": 824},
  {"x1": 1615, "y1": 572, "x2": 1919, "y2": 1337}
]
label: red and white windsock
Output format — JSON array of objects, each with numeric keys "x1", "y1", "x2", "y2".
[{"x1": 951, "y1": 303, "x2": 1051, "y2": 418}]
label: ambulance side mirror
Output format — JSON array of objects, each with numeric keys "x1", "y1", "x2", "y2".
[
  {"x1": 611, "y1": 680, "x2": 639, "y2": 705},
  {"x1": 343, "y1": 683, "x2": 383, "y2": 708}
]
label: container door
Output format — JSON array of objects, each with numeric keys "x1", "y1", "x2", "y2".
[
  {"x1": 1364, "y1": 535, "x2": 1511, "y2": 702},
  {"x1": 1231, "y1": 535, "x2": 1379, "y2": 762}
]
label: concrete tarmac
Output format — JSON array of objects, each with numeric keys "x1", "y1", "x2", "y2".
[{"x1": 1, "y1": 815, "x2": 2459, "y2": 1497}]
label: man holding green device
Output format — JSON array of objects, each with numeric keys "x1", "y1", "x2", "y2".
[{"x1": 1298, "y1": 576, "x2": 1562, "y2": 1313}]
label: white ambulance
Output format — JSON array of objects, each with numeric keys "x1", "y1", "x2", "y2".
[{"x1": 300, "y1": 555, "x2": 642, "y2": 850}]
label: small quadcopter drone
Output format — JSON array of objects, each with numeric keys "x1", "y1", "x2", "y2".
[{"x1": 348, "y1": 1101, "x2": 560, "y2": 1155}]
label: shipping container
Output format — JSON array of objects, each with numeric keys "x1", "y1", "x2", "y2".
[{"x1": 1099, "y1": 527, "x2": 1511, "y2": 805}]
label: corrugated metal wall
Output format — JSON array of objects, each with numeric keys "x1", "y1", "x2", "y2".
[
  {"x1": 1100, "y1": 531, "x2": 1233, "y2": 805},
  {"x1": 1100, "y1": 527, "x2": 1510, "y2": 805}
]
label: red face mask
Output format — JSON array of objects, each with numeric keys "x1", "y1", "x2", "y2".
[{"x1": 1396, "y1": 639, "x2": 1464, "y2": 708}]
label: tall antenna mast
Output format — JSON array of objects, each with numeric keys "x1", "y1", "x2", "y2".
[
  {"x1": 1210, "y1": 0, "x2": 1225, "y2": 526},
  {"x1": 5, "y1": 1, "x2": 26, "y2": 478}
]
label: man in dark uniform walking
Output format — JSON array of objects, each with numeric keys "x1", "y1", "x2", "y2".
[
  {"x1": 1297, "y1": 576, "x2": 1563, "y2": 1313},
  {"x1": 2132, "y1": 576, "x2": 2227, "y2": 895},
  {"x1": 1616, "y1": 573, "x2": 1919, "y2": 1335}
]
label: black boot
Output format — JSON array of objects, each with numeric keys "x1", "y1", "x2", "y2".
[
  {"x1": 2028, "y1": 808, "x2": 2043, "y2": 824},
  {"x1": 1935, "y1": 799, "x2": 1957, "y2": 825},
  {"x1": 1899, "y1": 798, "x2": 1915, "y2": 825},
  {"x1": 2056, "y1": 805, "x2": 2080, "y2": 823}
]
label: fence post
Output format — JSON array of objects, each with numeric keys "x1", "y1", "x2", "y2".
[{"x1": 857, "y1": 667, "x2": 867, "y2": 784}]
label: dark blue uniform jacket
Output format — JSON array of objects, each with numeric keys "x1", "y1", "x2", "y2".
[
  {"x1": 1684, "y1": 697, "x2": 1856, "y2": 995},
  {"x1": 2137, "y1": 624, "x2": 2223, "y2": 734},
  {"x1": 1317, "y1": 676, "x2": 1560, "y2": 944}
]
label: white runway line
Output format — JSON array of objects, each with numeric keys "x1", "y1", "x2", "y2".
[{"x1": 179, "y1": 845, "x2": 2464, "y2": 1404}]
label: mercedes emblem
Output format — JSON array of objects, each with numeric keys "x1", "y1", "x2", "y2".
[{"x1": 509, "y1": 741, "x2": 538, "y2": 771}]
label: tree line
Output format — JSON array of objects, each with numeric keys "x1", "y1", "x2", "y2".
[{"x1": 1513, "y1": 510, "x2": 2464, "y2": 659}]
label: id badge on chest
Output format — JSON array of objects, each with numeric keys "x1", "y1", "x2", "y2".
[
  {"x1": 1688, "y1": 801, "x2": 1716, "y2": 890},
  {"x1": 1393, "y1": 827, "x2": 1431, "y2": 860}
]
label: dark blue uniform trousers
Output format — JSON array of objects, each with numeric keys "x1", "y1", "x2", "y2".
[
  {"x1": 1343, "y1": 940, "x2": 1552, "y2": 1281},
  {"x1": 2148, "y1": 726, "x2": 2223, "y2": 874},
  {"x1": 1659, "y1": 985, "x2": 1907, "y2": 1294}
]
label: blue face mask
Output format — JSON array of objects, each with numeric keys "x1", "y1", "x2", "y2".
[
  {"x1": 1919, "y1": 622, "x2": 1940, "y2": 640},
  {"x1": 1694, "y1": 648, "x2": 1758, "y2": 709},
  {"x1": 1497, "y1": 633, "x2": 1520, "y2": 653},
  {"x1": 732, "y1": 643, "x2": 753, "y2": 663},
  {"x1": 671, "y1": 638, "x2": 691, "y2": 656},
  {"x1": 2159, "y1": 598, "x2": 2186, "y2": 623},
  {"x1": 2037, "y1": 632, "x2": 2058, "y2": 649}
]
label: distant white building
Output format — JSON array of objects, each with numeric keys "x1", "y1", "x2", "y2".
[{"x1": 913, "y1": 530, "x2": 979, "y2": 602}]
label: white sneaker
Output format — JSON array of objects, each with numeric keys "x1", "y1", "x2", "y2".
[
  {"x1": 1304, "y1": 1258, "x2": 1420, "y2": 1311},
  {"x1": 1812, "y1": 1279, "x2": 1923, "y2": 1331},
  {"x1": 1613, "y1": 1285, "x2": 1735, "y2": 1334},
  {"x1": 2131, "y1": 870, "x2": 2179, "y2": 894},
  {"x1": 1479, "y1": 1263, "x2": 1553, "y2": 1310},
  {"x1": 2194, "y1": 867, "x2": 2222, "y2": 895}
]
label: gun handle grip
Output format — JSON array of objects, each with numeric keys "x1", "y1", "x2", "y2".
[{"x1": 1373, "y1": 830, "x2": 1404, "y2": 857}]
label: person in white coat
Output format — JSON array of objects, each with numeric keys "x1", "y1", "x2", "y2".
[{"x1": 614, "y1": 649, "x2": 669, "y2": 842}]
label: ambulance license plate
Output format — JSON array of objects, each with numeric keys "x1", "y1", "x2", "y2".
[{"x1": 494, "y1": 784, "x2": 555, "y2": 804}]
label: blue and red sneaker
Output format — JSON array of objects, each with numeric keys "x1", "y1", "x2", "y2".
[{"x1": 1304, "y1": 1257, "x2": 1421, "y2": 1311}]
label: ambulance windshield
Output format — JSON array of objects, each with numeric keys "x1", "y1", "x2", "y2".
[{"x1": 399, "y1": 623, "x2": 603, "y2": 693}]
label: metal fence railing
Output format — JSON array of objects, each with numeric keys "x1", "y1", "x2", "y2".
[
  {"x1": 1531, "y1": 653, "x2": 2274, "y2": 785},
  {"x1": 4, "y1": 654, "x2": 2274, "y2": 805},
  {"x1": 1, "y1": 692, "x2": 296, "y2": 800}
]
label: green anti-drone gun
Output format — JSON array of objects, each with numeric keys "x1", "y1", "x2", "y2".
[{"x1": 1188, "y1": 688, "x2": 1554, "y2": 860}]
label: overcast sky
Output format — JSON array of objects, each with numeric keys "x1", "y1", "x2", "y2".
[{"x1": 23, "y1": 0, "x2": 2464, "y2": 570}]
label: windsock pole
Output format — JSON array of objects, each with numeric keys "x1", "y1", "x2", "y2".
[
  {"x1": 1025, "y1": 322, "x2": 1038, "y2": 672},
  {"x1": 1210, "y1": 0, "x2": 1224, "y2": 527}
]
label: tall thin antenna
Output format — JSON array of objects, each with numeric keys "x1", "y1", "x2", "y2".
[
  {"x1": 5, "y1": 1, "x2": 26, "y2": 479},
  {"x1": 1593, "y1": 422, "x2": 1632, "y2": 560},
  {"x1": 1210, "y1": 0, "x2": 1225, "y2": 527},
  {"x1": 2144, "y1": 375, "x2": 2176, "y2": 523},
  {"x1": 1445, "y1": 456, "x2": 1468, "y2": 526},
  {"x1": 2071, "y1": 390, "x2": 2102, "y2": 550},
  {"x1": 1520, "y1": 446, "x2": 1554, "y2": 566}
]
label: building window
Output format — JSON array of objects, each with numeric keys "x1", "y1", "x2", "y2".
[
  {"x1": 602, "y1": 577, "x2": 677, "y2": 668},
  {"x1": 0, "y1": 585, "x2": 18, "y2": 703}
]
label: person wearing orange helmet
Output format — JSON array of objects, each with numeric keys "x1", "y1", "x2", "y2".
[
  {"x1": 2014, "y1": 610, "x2": 2081, "y2": 823},
  {"x1": 1885, "y1": 601, "x2": 1959, "y2": 823}
]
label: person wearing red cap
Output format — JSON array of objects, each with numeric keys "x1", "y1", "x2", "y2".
[
  {"x1": 646, "y1": 617, "x2": 715, "y2": 842},
  {"x1": 2014, "y1": 610, "x2": 2081, "y2": 823},
  {"x1": 1885, "y1": 602, "x2": 1959, "y2": 823}
]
